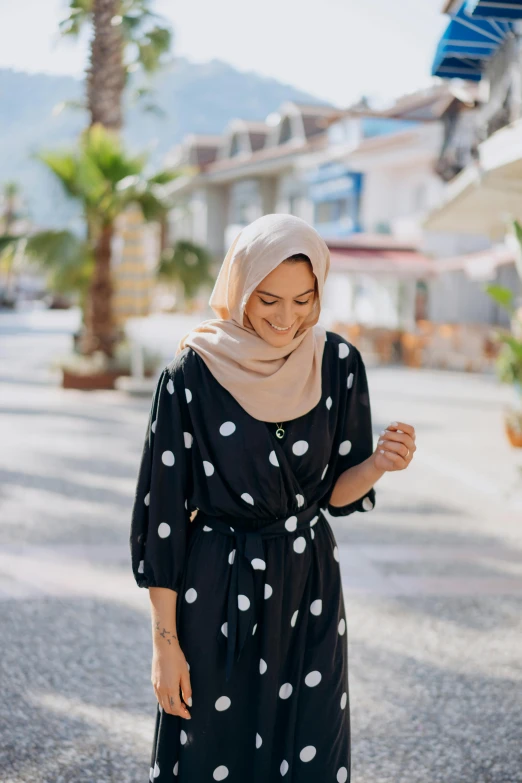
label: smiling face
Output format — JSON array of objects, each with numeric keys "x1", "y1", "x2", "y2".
[{"x1": 244, "y1": 257, "x2": 317, "y2": 346}]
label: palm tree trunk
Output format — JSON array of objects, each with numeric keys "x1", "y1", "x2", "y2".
[
  {"x1": 82, "y1": 223, "x2": 116, "y2": 357},
  {"x1": 87, "y1": 0, "x2": 125, "y2": 131}
]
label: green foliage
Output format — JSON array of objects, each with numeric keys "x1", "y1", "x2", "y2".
[
  {"x1": 30, "y1": 126, "x2": 178, "y2": 308},
  {"x1": 25, "y1": 230, "x2": 93, "y2": 299},
  {"x1": 158, "y1": 239, "x2": 214, "y2": 301},
  {"x1": 484, "y1": 218, "x2": 522, "y2": 390},
  {"x1": 483, "y1": 284, "x2": 514, "y2": 315},
  {"x1": 37, "y1": 123, "x2": 176, "y2": 233},
  {"x1": 59, "y1": 0, "x2": 172, "y2": 77}
]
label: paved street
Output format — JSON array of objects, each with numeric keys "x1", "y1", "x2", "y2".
[{"x1": 1, "y1": 307, "x2": 521, "y2": 783}]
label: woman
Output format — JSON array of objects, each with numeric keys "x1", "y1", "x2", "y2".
[{"x1": 130, "y1": 213, "x2": 416, "y2": 782}]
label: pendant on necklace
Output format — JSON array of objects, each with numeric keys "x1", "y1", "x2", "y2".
[{"x1": 275, "y1": 423, "x2": 285, "y2": 439}]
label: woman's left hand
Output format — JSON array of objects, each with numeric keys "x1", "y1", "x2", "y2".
[{"x1": 372, "y1": 421, "x2": 416, "y2": 472}]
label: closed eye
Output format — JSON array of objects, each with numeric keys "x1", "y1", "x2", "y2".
[{"x1": 259, "y1": 298, "x2": 311, "y2": 306}]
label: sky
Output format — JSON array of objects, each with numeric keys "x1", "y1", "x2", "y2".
[{"x1": 0, "y1": 0, "x2": 448, "y2": 108}]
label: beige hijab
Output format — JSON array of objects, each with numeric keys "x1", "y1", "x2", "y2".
[{"x1": 177, "y1": 213, "x2": 330, "y2": 423}]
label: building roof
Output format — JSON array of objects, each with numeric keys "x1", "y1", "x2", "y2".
[{"x1": 329, "y1": 245, "x2": 436, "y2": 278}]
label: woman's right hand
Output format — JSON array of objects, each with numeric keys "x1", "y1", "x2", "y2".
[{"x1": 151, "y1": 642, "x2": 192, "y2": 719}]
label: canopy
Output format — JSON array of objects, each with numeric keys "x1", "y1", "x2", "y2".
[
  {"x1": 432, "y1": 1, "x2": 513, "y2": 80},
  {"x1": 466, "y1": 0, "x2": 522, "y2": 19}
]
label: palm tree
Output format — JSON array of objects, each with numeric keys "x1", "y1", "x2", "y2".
[
  {"x1": 59, "y1": 0, "x2": 172, "y2": 130},
  {"x1": 0, "y1": 182, "x2": 24, "y2": 303},
  {"x1": 158, "y1": 239, "x2": 214, "y2": 307},
  {"x1": 27, "y1": 124, "x2": 176, "y2": 356}
]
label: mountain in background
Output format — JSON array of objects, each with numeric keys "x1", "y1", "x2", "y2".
[{"x1": 0, "y1": 59, "x2": 334, "y2": 229}]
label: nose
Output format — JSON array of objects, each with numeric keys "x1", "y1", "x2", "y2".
[{"x1": 273, "y1": 301, "x2": 295, "y2": 327}]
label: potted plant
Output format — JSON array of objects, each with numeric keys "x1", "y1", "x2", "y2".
[{"x1": 484, "y1": 220, "x2": 522, "y2": 448}]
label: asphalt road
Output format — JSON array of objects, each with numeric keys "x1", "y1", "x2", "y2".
[{"x1": 1, "y1": 307, "x2": 521, "y2": 783}]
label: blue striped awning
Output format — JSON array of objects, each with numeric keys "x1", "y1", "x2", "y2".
[
  {"x1": 466, "y1": 0, "x2": 522, "y2": 19},
  {"x1": 432, "y1": 1, "x2": 513, "y2": 80}
]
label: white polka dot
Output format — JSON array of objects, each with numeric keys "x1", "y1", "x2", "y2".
[
  {"x1": 310, "y1": 599, "x2": 322, "y2": 615},
  {"x1": 144, "y1": 492, "x2": 150, "y2": 506},
  {"x1": 158, "y1": 522, "x2": 171, "y2": 538},
  {"x1": 338, "y1": 618, "x2": 346, "y2": 635},
  {"x1": 219, "y1": 421, "x2": 236, "y2": 436},
  {"x1": 184, "y1": 499, "x2": 188, "y2": 509},
  {"x1": 264, "y1": 583, "x2": 273, "y2": 599},
  {"x1": 299, "y1": 745, "x2": 316, "y2": 762},
  {"x1": 340, "y1": 691, "x2": 347, "y2": 709},
  {"x1": 184, "y1": 432, "x2": 193, "y2": 448},
  {"x1": 305, "y1": 670, "x2": 322, "y2": 687},
  {"x1": 153, "y1": 761, "x2": 160, "y2": 778},
  {"x1": 221, "y1": 622, "x2": 228, "y2": 637},
  {"x1": 279, "y1": 682, "x2": 293, "y2": 699},
  {"x1": 310, "y1": 515, "x2": 319, "y2": 526},
  {"x1": 162, "y1": 450, "x2": 175, "y2": 466},
  {"x1": 259, "y1": 658, "x2": 267, "y2": 674},
  {"x1": 215, "y1": 696, "x2": 231, "y2": 711},
  {"x1": 151, "y1": 420, "x2": 157, "y2": 433},
  {"x1": 149, "y1": 766, "x2": 154, "y2": 782},
  {"x1": 280, "y1": 759, "x2": 289, "y2": 776},
  {"x1": 251, "y1": 558, "x2": 266, "y2": 570},
  {"x1": 180, "y1": 730, "x2": 187, "y2": 745},
  {"x1": 238, "y1": 594, "x2": 250, "y2": 611},
  {"x1": 321, "y1": 464, "x2": 328, "y2": 480},
  {"x1": 296, "y1": 494, "x2": 305, "y2": 507},
  {"x1": 185, "y1": 388, "x2": 192, "y2": 402},
  {"x1": 166, "y1": 379, "x2": 174, "y2": 394},
  {"x1": 337, "y1": 767, "x2": 348, "y2": 783},
  {"x1": 339, "y1": 440, "x2": 352, "y2": 456},
  {"x1": 185, "y1": 587, "x2": 197, "y2": 603},
  {"x1": 333, "y1": 546, "x2": 339, "y2": 562},
  {"x1": 252, "y1": 623, "x2": 257, "y2": 635},
  {"x1": 173, "y1": 760, "x2": 178, "y2": 775},
  {"x1": 285, "y1": 516, "x2": 297, "y2": 532},
  {"x1": 326, "y1": 396, "x2": 332, "y2": 410},
  {"x1": 292, "y1": 440, "x2": 309, "y2": 456},
  {"x1": 256, "y1": 733, "x2": 262, "y2": 748},
  {"x1": 202, "y1": 525, "x2": 212, "y2": 531},
  {"x1": 213, "y1": 766, "x2": 229, "y2": 781},
  {"x1": 347, "y1": 373, "x2": 354, "y2": 389},
  {"x1": 269, "y1": 450, "x2": 279, "y2": 467},
  {"x1": 311, "y1": 528, "x2": 315, "y2": 540},
  {"x1": 290, "y1": 609, "x2": 299, "y2": 627},
  {"x1": 203, "y1": 460, "x2": 214, "y2": 476},
  {"x1": 241, "y1": 492, "x2": 254, "y2": 505},
  {"x1": 186, "y1": 662, "x2": 190, "y2": 671},
  {"x1": 228, "y1": 549, "x2": 236, "y2": 565},
  {"x1": 338, "y1": 342, "x2": 349, "y2": 359},
  {"x1": 293, "y1": 536, "x2": 306, "y2": 554},
  {"x1": 138, "y1": 559, "x2": 145, "y2": 573},
  {"x1": 362, "y1": 496, "x2": 374, "y2": 510},
  {"x1": 230, "y1": 526, "x2": 234, "y2": 531}
]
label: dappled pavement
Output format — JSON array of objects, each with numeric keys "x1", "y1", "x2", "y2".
[{"x1": 1, "y1": 308, "x2": 521, "y2": 783}]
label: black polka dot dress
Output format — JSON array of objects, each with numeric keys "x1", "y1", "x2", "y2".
[{"x1": 130, "y1": 331, "x2": 376, "y2": 783}]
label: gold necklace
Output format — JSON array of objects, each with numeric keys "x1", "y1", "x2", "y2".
[{"x1": 275, "y1": 422, "x2": 285, "y2": 439}]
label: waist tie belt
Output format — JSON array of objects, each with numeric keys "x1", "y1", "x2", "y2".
[{"x1": 194, "y1": 501, "x2": 323, "y2": 682}]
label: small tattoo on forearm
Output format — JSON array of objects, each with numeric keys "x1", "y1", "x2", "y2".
[{"x1": 154, "y1": 620, "x2": 178, "y2": 642}]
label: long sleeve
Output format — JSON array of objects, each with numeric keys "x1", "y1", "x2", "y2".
[
  {"x1": 130, "y1": 365, "x2": 192, "y2": 593},
  {"x1": 326, "y1": 341, "x2": 377, "y2": 517}
]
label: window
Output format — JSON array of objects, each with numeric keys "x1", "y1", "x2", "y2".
[{"x1": 279, "y1": 116, "x2": 292, "y2": 144}]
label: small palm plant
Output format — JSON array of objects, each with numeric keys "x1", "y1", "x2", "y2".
[
  {"x1": 484, "y1": 219, "x2": 522, "y2": 446},
  {"x1": 158, "y1": 239, "x2": 214, "y2": 308},
  {"x1": 26, "y1": 123, "x2": 176, "y2": 357}
]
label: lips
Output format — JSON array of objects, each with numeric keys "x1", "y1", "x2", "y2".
[{"x1": 266, "y1": 320, "x2": 294, "y2": 333}]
